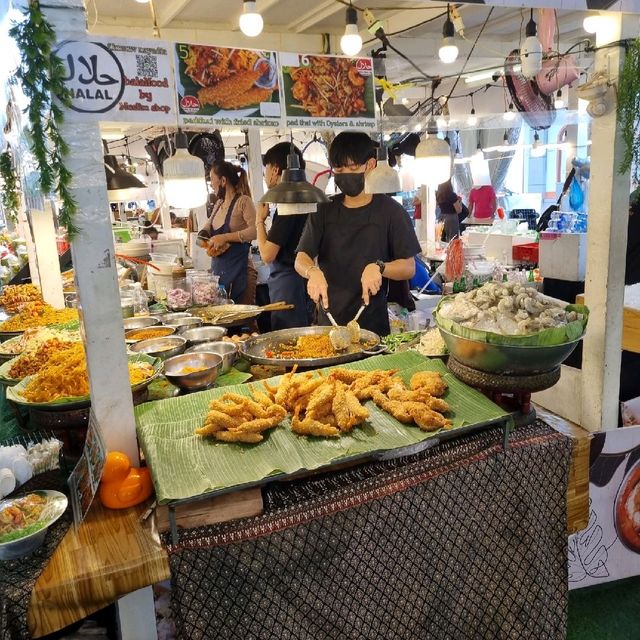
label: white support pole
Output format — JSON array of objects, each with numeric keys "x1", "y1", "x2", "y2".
[
  {"x1": 116, "y1": 586, "x2": 158, "y2": 640},
  {"x1": 30, "y1": 204, "x2": 64, "y2": 307},
  {"x1": 43, "y1": 0, "x2": 140, "y2": 462},
  {"x1": 580, "y1": 13, "x2": 632, "y2": 432},
  {"x1": 246, "y1": 129, "x2": 264, "y2": 200}
]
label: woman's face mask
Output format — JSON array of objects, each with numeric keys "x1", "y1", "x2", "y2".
[{"x1": 333, "y1": 171, "x2": 365, "y2": 197}]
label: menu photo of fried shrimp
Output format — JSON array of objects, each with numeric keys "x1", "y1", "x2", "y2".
[
  {"x1": 176, "y1": 43, "x2": 280, "y2": 115},
  {"x1": 283, "y1": 54, "x2": 375, "y2": 120}
]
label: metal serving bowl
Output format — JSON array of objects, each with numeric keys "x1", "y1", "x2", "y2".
[
  {"x1": 123, "y1": 316, "x2": 159, "y2": 331},
  {"x1": 129, "y1": 335, "x2": 187, "y2": 360},
  {"x1": 186, "y1": 341, "x2": 237, "y2": 374},
  {"x1": 157, "y1": 312, "x2": 192, "y2": 324},
  {"x1": 125, "y1": 326, "x2": 176, "y2": 343},
  {"x1": 167, "y1": 317, "x2": 203, "y2": 331},
  {"x1": 181, "y1": 326, "x2": 228, "y2": 345},
  {"x1": 437, "y1": 327, "x2": 583, "y2": 374},
  {"x1": 163, "y1": 352, "x2": 222, "y2": 391}
]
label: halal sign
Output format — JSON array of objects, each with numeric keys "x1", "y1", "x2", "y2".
[{"x1": 57, "y1": 40, "x2": 125, "y2": 114}]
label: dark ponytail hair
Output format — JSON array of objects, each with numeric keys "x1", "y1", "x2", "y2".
[{"x1": 211, "y1": 161, "x2": 252, "y2": 197}]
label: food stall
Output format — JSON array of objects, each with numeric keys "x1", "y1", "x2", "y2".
[{"x1": 0, "y1": 0, "x2": 636, "y2": 637}]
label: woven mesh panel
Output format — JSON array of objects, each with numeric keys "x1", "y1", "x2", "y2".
[{"x1": 166, "y1": 421, "x2": 571, "y2": 640}]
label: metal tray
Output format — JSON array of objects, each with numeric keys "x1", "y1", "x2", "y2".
[
  {"x1": 240, "y1": 326, "x2": 385, "y2": 368},
  {"x1": 189, "y1": 304, "x2": 262, "y2": 327}
]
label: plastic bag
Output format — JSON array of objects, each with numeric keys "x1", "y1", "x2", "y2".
[{"x1": 569, "y1": 176, "x2": 584, "y2": 211}]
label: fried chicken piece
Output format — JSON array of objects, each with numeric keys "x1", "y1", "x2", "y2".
[
  {"x1": 217, "y1": 87, "x2": 273, "y2": 109},
  {"x1": 329, "y1": 369, "x2": 368, "y2": 384},
  {"x1": 291, "y1": 410, "x2": 340, "y2": 437},
  {"x1": 371, "y1": 391, "x2": 426, "y2": 424},
  {"x1": 214, "y1": 431, "x2": 263, "y2": 444},
  {"x1": 197, "y1": 69, "x2": 261, "y2": 106},
  {"x1": 409, "y1": 406, "x2": 453, "y2": 432},
  {"x1": 387, "y1": 387, "x2": 450, "y2": 413},
  {"x1": 306, "y1": 382, "x2": 336, "y2": 419},
  {"x1": 332, "y1": 384, "x2": 369, "y2": 432},
  {"x1": 409, "y1": 371, "x2": 448, "y2": 396}
]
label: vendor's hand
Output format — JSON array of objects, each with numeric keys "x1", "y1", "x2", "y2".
[
  {"x1": 307, "y1": 268, "x2": 329, "y2": 309},
  {"x1": 361, "y1": 263, "x2": 382, "y2": 306},
  {"x1": 209, "y1": 234, "x2": 229, "y2": 252},
  {"x1": 257, "y1": 203, "x2": 270, "y2": 224}
]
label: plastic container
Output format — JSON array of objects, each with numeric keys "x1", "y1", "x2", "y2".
[
  {"x1": 149, "y1": 253, "x2": 178, "y2": 265},
  {"x1": 131, "y1": 283, "x2": 149, "y2": 316},
  {"x1": 120, "y1": 295, "x2": 135, "y2": 318},
  {"x1": 190, "y1": 273, "x2": 219, "y2": 307},
  {"x1": 166, "y1": 278, "x2": 192, "y2": 311},
  {"x1": 512, "y1": 243, "x2": 539, "y2": 264}
]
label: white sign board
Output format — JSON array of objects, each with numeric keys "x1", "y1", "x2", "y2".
[
  {"x1": 56, "y1": 38, "x2": 175, "y2": 123},
  {"x1": 568, "y1": 425, "x2": 640, "y2": 589}
]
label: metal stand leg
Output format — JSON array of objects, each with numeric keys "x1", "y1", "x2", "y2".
[{"x1": 116, "y1": 586, "x2": 157, "y2": 640}]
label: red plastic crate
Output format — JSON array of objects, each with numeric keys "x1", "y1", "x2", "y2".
[{"x1": 512, "y1": 242, "x2": 539, "y2": 263}]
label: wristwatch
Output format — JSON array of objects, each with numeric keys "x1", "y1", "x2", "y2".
[{"x1": 375, "y1": 260, "x2": 386, "y2": 275}]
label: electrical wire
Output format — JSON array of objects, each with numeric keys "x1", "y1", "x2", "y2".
[
  {"x1": 334, "y1": 0, "x2": 449, "y2": 10},
  {"x1": 364, "y1": 10, "x2": 449, "y2": 43}
]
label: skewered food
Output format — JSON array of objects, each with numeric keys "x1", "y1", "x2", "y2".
[
  {"x1": 0, "y1": 303, "x2": 78, "y2": 332},
  {"x1": 438, "y1": 282, "x2": 584, "y2": 336},
  {"x1": 0, "y1": 284, "x2": 42, "y2": 313}
]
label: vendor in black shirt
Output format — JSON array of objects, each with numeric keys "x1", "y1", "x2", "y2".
[
  {"x1": 295, "y1": 132, "x2": 421, "y2": 337},
  {"x1": 256, "y1": 143, "x2": 313, "y2": 330}
]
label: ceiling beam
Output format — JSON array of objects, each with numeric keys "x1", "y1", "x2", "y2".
[
  {"x1": 155, "y1": 0, "x2": 193, "y2": 28},
  {"x1": 287, "y1": 0, "x2": 342, "y2": 33}
]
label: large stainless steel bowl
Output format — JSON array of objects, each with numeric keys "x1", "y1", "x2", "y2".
[
  {"x1": 157, "y1": 312, "x2": 192, "y2": 324},
  {"x1": 125, "y1": 326, "x2": 176, "y2": 343},
  {"x1": 186, "y1": 341, "x2": 237, "y2": 374},
  {"x1": 123, "y1": 316, "x2": 159, "y2": 331},
  {"x1": 163, "y1": 352, "x2": 222, "y2": 391},
  {"x1": 181, "y1": 326, "x2": 228, "y2": 345},
  {"x1": 129, "y1": 335, "x2": 187, "y2": 360},
  {"x1": 167, "y1": 317, "x2": 203, "y2": 331},
  {"x1": 438, "y1": 327, "x2": 582, "y2": 374}
]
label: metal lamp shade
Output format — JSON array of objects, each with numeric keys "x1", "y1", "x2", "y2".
[
  {"x1": 365, "y1": 160, "x2": 401, "y2": 194},
  {"x1": 163, "y1": 149, "x2": 208, "y2": 208},
  {"x1": 104, "y1": 154, "x2": 147, "y2": 201},
  {"x1": 414, "y1": 136, "x2": 452, "y2": 187}
]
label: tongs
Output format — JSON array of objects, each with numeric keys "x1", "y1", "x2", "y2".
[{"x1": 326, "y1": 311, "x2": 350, "y2": 351}]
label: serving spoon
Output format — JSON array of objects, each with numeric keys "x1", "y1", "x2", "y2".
[
  {"x1": 326, "y1": 311, "x2": 350, "y2": 351},
  {"x1": 347, "y1": 304, "x2": 366, "y2": 343}
]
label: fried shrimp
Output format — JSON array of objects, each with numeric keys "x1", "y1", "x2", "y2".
[
  {"x1": 333, "y1": 384, "x2": 369, "y2": 432},
  {"x1": 409, "y1": 371, "x2": 448, "y2": 396},
  {"x1": 197, "y1": 69, "x2": 261, "y2": 106},
  {"x1": 291, "y1": 409, "x2": 340, "y2": 437},
  {"x1": 329, "y1": 369, "x2": 368, "y2": 384},
  {"x1": 410, "y1": 406, "x2": 453, "y2": 432},
  {"x1": 387, "y1": 387, "x2": 450, "y2": 413},
  {"x1": 214, "y1": 431, "x2": 263, "y2": 444}
]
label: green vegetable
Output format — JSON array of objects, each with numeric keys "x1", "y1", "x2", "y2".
[
  {"x1": 382, "y1": 332, "x2": 422, "y2": 353},
  {"x1": 0, "y1": 520, "x2": 47, "y2": 544},
  {"x1": 48, "y1": 320, "x2": 80, "y2": 331}
]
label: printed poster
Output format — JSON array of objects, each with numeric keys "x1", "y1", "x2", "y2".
[
  {"x1": 174, "y1": 43, "x2": 281, "y2": 128},
  {"x1": 279, "y1": 53, "x2": 377, "y2": 130},
  {"x1": 568, "y1": 425, "x2": 640, "y2": 589},
  {"x1": 67, "y1": 410, "x2": 106, "y2": 528},
  {"x1": 56, "y1": 37, "x2": 175, "y2": 123}
]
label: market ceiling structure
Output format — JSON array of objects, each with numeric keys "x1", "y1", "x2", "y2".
[{"x1": 89, "y1": 0, "x2": 600, "y2": 84}]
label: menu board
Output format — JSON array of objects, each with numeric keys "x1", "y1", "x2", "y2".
[
  {"x1": 280, "y1": 53, "x2": 377, "y2": 130},
  {"x1": 56, "y1": 38, "x2": 175, "y2": 123},
  {"x1": 174, "y1": 43, "x2": 282, "y2": 128}
]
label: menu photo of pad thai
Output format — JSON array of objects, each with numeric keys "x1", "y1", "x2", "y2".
[
  {"x1": 174, "y1": 43, "x2": 282, "y2": 124},
  {"x1": 280, "y1": 53, "x2": 377, "y2": 128}
]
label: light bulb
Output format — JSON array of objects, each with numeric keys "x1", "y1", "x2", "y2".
[
  {"x1": 521, "y1": 10, "x2": 542, "y2": 79},
  {"x1": 135, "y1": 0, "x2": 150, "y2": 3},
  {"x1": 467, "y1": 108, "x2": 478, "y2": 126},
  {"x1": 583, "y1": 14, "x2": 602, "y2": 33},
  {"x1": 503, "y1": 103, "x2": 516, "y2": 121},
  {"x1": 531, "y1": 133, "x2": 545, "y2": 157},
  {"x1": 341, "y1": 5, "x2": 362, "y2": 57},
  {"x1": 239, "y1": 1, "x2": 263, "y2": 37},
  {"x1": 341, "y1": 26, "x2": 363, "y2": 57},
  {"x1": 473, "y1": 145, "x2": 484, "y2": 160},
  {"x1": 439, "y1": 39, "x2": 458, "y2": 64},
  {"x1": 554, "y1": 90, "x2": 565, "y2": 109},
  {"x1": 414, "y1": 134, "x2": 452, "y2": 187},
  {"x1": 439, "y1": 6, "x2": 458, "y2": 64},
  {"x1": 436, "y1": 116, "x2": 447, "y2": 129}
]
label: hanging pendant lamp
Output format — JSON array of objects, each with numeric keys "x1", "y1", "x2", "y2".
[
  {"x1": 103, "y1": 146, "x2": 147, "y2": 202},
  {"x1": 365, "y1": 144, "x2": 400, "y2": 194},
  {"x1": 260, "y1": 143, "x2": 329, "y2": 214},
  {"x1": 414, "y1": 117, "x2": 451, "y2": 187},
  {"x1": 162, "y1": 129, "x2": 208, "y2": 209}
]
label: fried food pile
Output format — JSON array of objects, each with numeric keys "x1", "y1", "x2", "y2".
[
  {"x1": 288, "y1": 57, "x2": 367, "y2": 118},
  {"x1": 0, "y1": 302, "x2": 78, "y2": 332},
  {"x1": 195, "y1": 367, "x2": 452, "y2": 444},
  {"x1": 0, "y1": 284, "x2": 43, "y2": 313},
  {"x1": 196, "y1": 391, "x2": 287, "y2": 443},
  {"x1": 8, "y1": 338, "x2": 77, "y2": 379}
]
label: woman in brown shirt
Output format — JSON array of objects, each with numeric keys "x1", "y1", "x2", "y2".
[{"x1": 202, "y1": 161, "x2": 257, "y2": 302}]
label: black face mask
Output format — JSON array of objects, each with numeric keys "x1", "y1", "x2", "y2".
[{"x1": 334, "y1": 172, "x2": 365, "y2": 197}]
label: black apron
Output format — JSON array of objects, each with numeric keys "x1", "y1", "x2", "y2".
[
  {"x1": 210, "y1": 195, "x2": 250, "y2": 303},
  {"x1": 268, "y1": 263, "x2": 312, "y2": 330},
  {"x1": 317, "y1": 201, "x2": 390, "y2": 337}
]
